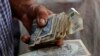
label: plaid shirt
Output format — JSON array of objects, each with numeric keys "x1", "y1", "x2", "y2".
[{"x1": 0, "y1": 0, "x2": 14, "y2": 56}]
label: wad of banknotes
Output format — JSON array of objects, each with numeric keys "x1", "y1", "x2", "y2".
[{"x1": 29, "y1": 8, "x2": 83, "y2": 47}]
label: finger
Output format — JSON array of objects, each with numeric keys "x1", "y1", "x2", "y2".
[
  {"x1": 37, "y1": 18, "x2": 47, "y2": 27},
  {"x1": 55, "y1": 39, "x2": 64, "y2": 47},
  {"x1": 21, "y1": 14, "x2": 33, "y2": 32},
  {"x1": 21, "y1": 35, "x2": 31, "y2": 44},
  {"x1": 35, "y1": 5, "x2": 52, "y2": 27}
]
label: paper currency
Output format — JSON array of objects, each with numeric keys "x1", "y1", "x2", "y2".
[
  {"x1": 29, "y1": 8, "x2": 83, "y2": 47},
  {"x1": 67, "y1": 8, "x2": 83, "y2": 34},
  {"x1": 20, "y1": 40, "x2": 90, "y2": 56}
]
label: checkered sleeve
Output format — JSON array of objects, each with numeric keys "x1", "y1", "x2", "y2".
[{"x1": 0, "y1": 0, "x2": 15, "y2": 56}]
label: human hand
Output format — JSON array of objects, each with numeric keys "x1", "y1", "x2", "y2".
[
  {"x1": 20, "y1": 5, "x2": 53, "y2": 44},
  {"x1": 21, "y1": 5, "x2": 53, "y2": 32},
  {"x1": 11, "y1": 0, "x2": 53, "y2": 32}
]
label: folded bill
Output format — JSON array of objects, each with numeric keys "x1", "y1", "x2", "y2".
[
  {"x1": 29, "y1": 8, "x2": 83, "y2": 47},
  {"x1": 67, "y1": 8, "x2": 83, "y2": 34}
]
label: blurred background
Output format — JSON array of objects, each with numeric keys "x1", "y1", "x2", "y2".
[{"x1": 19, "y1": 0, "x2": 100, "y2": 56}]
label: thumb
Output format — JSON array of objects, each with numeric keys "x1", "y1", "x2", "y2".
[{"x1": 37, "y1": 18, "x2": 47, "y2": 27}]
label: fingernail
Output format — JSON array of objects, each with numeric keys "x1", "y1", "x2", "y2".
[{"x1": 38, "y1": 19, "x2": 46, "y2": 27}]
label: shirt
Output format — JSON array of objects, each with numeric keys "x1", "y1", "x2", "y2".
[{"x1": 0, "y1": 0, "x2": 14, "y2": 56}]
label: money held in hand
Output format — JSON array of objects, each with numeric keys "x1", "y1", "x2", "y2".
[{"x1": 29, "y1": 8, "x2": 83, "y2": 47}]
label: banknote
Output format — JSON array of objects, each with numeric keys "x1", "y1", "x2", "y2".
[
  {"x1": 30, "y1": 15, "x2": 55, "y2": 45},
  {"x1": 29, "y1": 8, "x2": 83, "y2": 47},
  {"x1": 67, "y1": 8, "x2": 83, "y2": 34},
  {"x1": 20, "y1": 40, "x2": 90, "y2": 56}
]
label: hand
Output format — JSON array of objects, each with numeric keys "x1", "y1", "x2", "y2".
[
  {"x1": 10, "y1": 0, "x2": 53, "y2": 44},
  {"x1": 21, "y1": 5, "x2": 53, "y2": 44},
  {"x1": 21, "y1": 5, "x2": 53, "y2": 32},
  {"x1": 11, "y1": 0, "x2": 53, "y2": 32}
]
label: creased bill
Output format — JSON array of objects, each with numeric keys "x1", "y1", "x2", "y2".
[{"x1": 67, "y1": 8, "x2": 83, "y2": 34}]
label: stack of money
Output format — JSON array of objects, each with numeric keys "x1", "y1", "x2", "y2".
[{"x1": 29, "y1": 8, "x2": 83, "y2": 47}]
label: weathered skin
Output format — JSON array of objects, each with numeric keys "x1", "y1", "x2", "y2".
[
  {"x1": 10, "y1": 0, "x2": 52, "y2": 32},
  {"x1": 10, "y1": 0, "x2": 63, "y2": 46}
]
